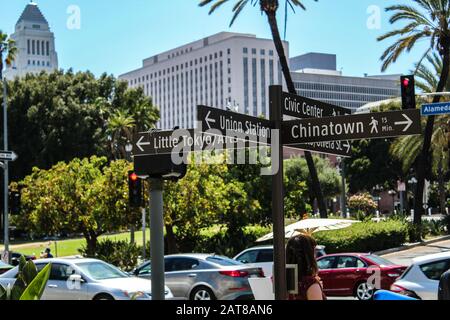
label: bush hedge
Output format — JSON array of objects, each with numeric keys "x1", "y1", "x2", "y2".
[
  {"x1": 79, "y1": 239, "x2": 141, "y2": 271},
  {"x1": 314, "y1": 220, "x2": 408, "y2": 253}
]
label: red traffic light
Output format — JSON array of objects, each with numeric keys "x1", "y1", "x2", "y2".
[
  {"x1": 402, "y1": 78, "x2": 410, "y2": 87},
  {"x1": 129, "y1": 172, "x2": 138, "y2": 181}
]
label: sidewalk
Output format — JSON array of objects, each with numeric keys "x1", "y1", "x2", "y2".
[{"x1": 375, "y1": 234, "x2": 450, "y2": 256}]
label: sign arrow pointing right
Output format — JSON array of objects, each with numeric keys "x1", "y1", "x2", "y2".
[{"x1": 395, "y1": 114, "x2": 413, "y2": 132}]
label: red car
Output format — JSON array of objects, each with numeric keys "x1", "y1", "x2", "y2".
[{"x1": 317, "y1": 253, "x2": 407, "y2": 300}]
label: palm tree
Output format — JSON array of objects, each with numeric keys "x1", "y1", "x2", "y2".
[
  {"x1": 0, "y1": 31, "x2": 17, "y2": 79},
  {"x1": 106, "y1": 110, "x2": 135, "y2": 161},
  {"x1": 391, "y1": 52, "x2": 450, "y2": 216},
  {"x1": 378, "y1": 1, "x2": 450, "y2": 238},
  {"x1": 198, "y1": 0, "x2": 329, "y2": 218}
]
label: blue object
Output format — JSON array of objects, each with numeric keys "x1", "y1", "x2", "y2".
[
  {"x1": 373, "y1": 290, "x2": 417, "y2": 300},
  {"x1": 421, "y1": 102, "x2": 450, "y2": 116}
]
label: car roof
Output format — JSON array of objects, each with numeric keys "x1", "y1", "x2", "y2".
[
  {"x1": 33, "y1": 257, "x2": 101, "y2": 264},
  {"x1": 319, "y1": 253, "x2": 369, "y2": 258},
  {"x1": 412, "y1": 251, "x2": 450, "y2": 264},
  {"x1": 165, "y1": 253, "x2": 227, "y2": 260}
]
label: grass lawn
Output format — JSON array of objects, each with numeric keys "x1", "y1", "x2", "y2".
[{"x1": 7, "y1": 229, "x2": 151, "y2": 258}]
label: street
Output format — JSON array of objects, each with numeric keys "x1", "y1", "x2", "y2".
[{"x1": 381, "y1": 239, "x2": 450, "y2": 266}]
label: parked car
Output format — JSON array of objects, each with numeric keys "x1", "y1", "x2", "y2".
[
  {"x1": 0, "y1": 257, "x2": 173, "y2": 300},
  {"x1": 0, "y1": 261, "x2": 13, "y2": 275},
  {"x1": 390, "y1": 251, "x2": 450, "y2": 300},
  {"x1": 0, "y1": 251, "x2": 36, "y2": 267},
  {"x1": 233, "y1": 245, "x2": 327, "y2": 278},
  {"x1": 317, "y1": 253, "x2": 407, "y2": 300},
  {"x1": 133, "y1": 254, "x2": 264, "y2": 300}
]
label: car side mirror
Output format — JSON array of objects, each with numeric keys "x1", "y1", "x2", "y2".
[{"x1": 240, "y1": 260, "x2": 248, "y2": 264}]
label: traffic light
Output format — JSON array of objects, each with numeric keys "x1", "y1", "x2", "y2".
[
  {"x1": 128, "y1": 171, "x2": 142, "y2": 208},
  {"x1": 401, "y1": 75, "x2": 416, "y2": 110},
  {"x1": 9, "y1": 189, "x2": 21, "y2": 215}
]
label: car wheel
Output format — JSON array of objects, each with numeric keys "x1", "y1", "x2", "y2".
[
  {"x1": 355, "y1": 282, "x2": 374, "y2": 300},
  {"x1": 190, "y1": 286, "x2": 216, "y2": 301},
  {"x1": 94, "y1": 293, "x2": 114, "y2": 301}
]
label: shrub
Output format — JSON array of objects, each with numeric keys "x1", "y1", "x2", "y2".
[
  {"x1": 184, "y1": 225, "x2": 271, "y2": 257},
  {"x1": 314, "y1": 220, "x2": 408, "y2": 253},
  {"x1": 79, "y1": 239, "x2": 141, "y2": 271},
  {"x1": 348, "y1": 193, "x2": 377, "y2": 217}
]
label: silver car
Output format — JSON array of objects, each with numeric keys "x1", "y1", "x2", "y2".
[
  {"x1": 0, "y1": 257, "x2": 173, "y2": 300},
  {"x1": 133, "y1": 254, "x2": 264, "y2": 300}
]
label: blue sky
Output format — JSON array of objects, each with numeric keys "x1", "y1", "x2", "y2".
[{"x1": 0, "y1": 0, "x2": 430, "y2": 78}]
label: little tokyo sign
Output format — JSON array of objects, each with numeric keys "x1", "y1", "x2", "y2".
[
  {"x1": 133, "y1": 129, "x2": 266, "y2": 157},
  {"x1": 282, "y1": 109, "x2": 422, "y2": 145}
]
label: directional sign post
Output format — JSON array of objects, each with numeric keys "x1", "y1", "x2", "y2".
[
  {"x1": 281, "y1": 91, "x2": 352, "y2": 157},
  {"x1": 197, "y1": 105, "x2": 273, "y2": 144},
  {"x1": 0, "y1": 151, "x2": 18, "y2": 162},
  {"x1": 421, "y1": 102, "x2": 450, "y2": 116},
  {"x1": 282, "y1": 109, "x2": 422, "y2": 145}
]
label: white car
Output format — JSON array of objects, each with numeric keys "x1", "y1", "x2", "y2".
[
  {"x1": 233, "y1": 245, "x2": 327, "y2": 279},
  {"x1": 0, "y1": 257, "x2": 174, "y2": 300},
  {"x1": 390, "y1": 252, "x2": 450, "y2": 300}
]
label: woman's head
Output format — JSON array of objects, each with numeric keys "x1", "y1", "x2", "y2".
[{"x1": 286, "y1": 234, "x2": 318, "y2": 278}]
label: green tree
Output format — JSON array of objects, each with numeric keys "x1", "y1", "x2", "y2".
[
  {"x1": 2, "y1": 70, "x2": 159, "y2": 181},
  {"x1": 14, "y1": 157, "x2": 132, "y2": 255},
  {"x1": 199, "y1": 0, "x2": 329, "y2": 217},
  {"x1": 284, "y1": 156, "x2": 340, "y2": 215},
  {"x1": 378, "y1": 0, "x2": 450, "y2": 237},
  {"x1": 0, "y1": 31, "x2": 17, "y2": 79}
]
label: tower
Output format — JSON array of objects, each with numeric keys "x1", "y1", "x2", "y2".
[{"x1": 5, "y1": 1, "x2": 58, "y2": 79}]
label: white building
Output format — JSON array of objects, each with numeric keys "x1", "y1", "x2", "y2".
[
  {"x1": 290, "y1": 53, "x2": 400, "y2": 111},
  {"x1": 5, "y1": 2, "x2": 58, "y2": 80},
  {"x1": 119, "y1": 32, "x2": 286, "y2": 129}
]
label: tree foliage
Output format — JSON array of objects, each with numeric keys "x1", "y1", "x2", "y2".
[
  {"x1": 1, "y1": 70, "x2": 158, "y2": 181},
  {"x1": 13, "y1": 156, "x2": 132, "y2": 255}
]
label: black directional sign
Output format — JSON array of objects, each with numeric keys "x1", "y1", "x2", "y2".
[
  {"x1": 0, "y1": 151, "x2": 18, "y2": 162},
  {"x1": 287, "y1": 140, "x2": 352, "y2": 157},
  {"x1": 133, "y1": 129, "x2": 262, "y2": 157},
  {"x1": 282, "y1": 109, "x2": 422, "y2": 145},
  {"x1": 197, "y1": 105, "x2": 273, "y2": 144},
  {"x1": 282, "y1": 91, "x2": 351, "y2": 119}
]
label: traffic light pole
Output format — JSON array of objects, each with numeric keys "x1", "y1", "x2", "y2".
[
  {"x1": 149, "y1": 178, "x2": 165, "y2": 300},
  {"x1": 269, "y1": 85, "x2": 287, "y2": 300},
  {"x1": 2, "y1": 76, "x2": 10, "y2": 264}
]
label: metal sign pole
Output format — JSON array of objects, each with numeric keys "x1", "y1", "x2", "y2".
[
  {"x1": 3, "y1": 76, "x2": 10, "y2": 264},
  {"x1": 142, "y1": 207, "x2": 146, "y2": 260},
  {"x1": 269, "y1": 85, "x2": 287, "y2": 300},
  {"x1": 149, "y1": 178, "x2": 165, "y2": 300}
]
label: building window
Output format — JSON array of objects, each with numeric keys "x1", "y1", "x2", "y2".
[
  {"x1": 243, "y1": 47, "x2": 248, "y2": 54},
  {"x1": 252, "y1": 48, "x2": 257, "y2": 54},
  {"x1": 261, "y1": 49, "x2": 265, "y2": 55},
  {"x1": 269, "y1": 60, "x2": 274, "y2": 85},
  {"x1": 27, "y1": 39, "x2": 30, "y2": 54},
  {"x1": 227, "y1": 48, "x2": 231, "y2": 55},
  {"x1": 36, "y1": 40, "x2": 40, "y2": 55},
  {"x1": 261, "y1": 59, "x2": 266, "y2": 115},
  {"x1": 243, "y1": 57, "x2": 249, "y2": 114},
  {"x1": 252, "y1": 58, "x2": 258, "y2": 116},
  {"x1": 269, "y1": 50, "x2": 274, "y2": 56},
  {"x1": 32, "y1": 40, "x2": 35, "y2": 55},
  {"x1": 42, "y1": 41, "x2": 45, "y2": 56}
]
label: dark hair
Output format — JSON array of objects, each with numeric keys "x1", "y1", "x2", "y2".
[{"x1": 286, "y1": 234, "x2": 318, "y2": 278}]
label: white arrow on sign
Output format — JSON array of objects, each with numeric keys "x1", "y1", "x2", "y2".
[
  {"x1": 394, "y1": 114, "x2": 413, "y2": 132},
  {"x1": 136, "y1": 136, "x2": 151, "y2": 152},
  {"x1": 0, "y1": 151, "x2": 18, "y2": 162},
  {"x1": 343, "y1": 141, "x2": 351, "y2": 153},
  {"x1": 204, "y1": 111, "x2": 216, "y2": 130}
]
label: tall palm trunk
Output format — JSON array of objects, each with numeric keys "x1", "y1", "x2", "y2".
[
  {"x1": 265, "y1": 11, "x2": 328, "y2": 218},
  {"x1": 413, "y1": 47, "x2": 450, "y2": 240},
  {"x1": 438, "y1": 159, "x2": 446, "y2": 216}
]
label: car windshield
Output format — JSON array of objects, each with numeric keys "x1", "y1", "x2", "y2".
[
  {"x1": 206, "y1": 256, "x2": 243, "y2": 266},
  {"x1": 0, "y1": 261, "x2": 10, "y2": 267},
  {"x1": 75, "y1": 261, "x2": 128, "y2": 280},
  {"x1": 366, "y1": 255, "x2": 395, "y2": 266}
]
